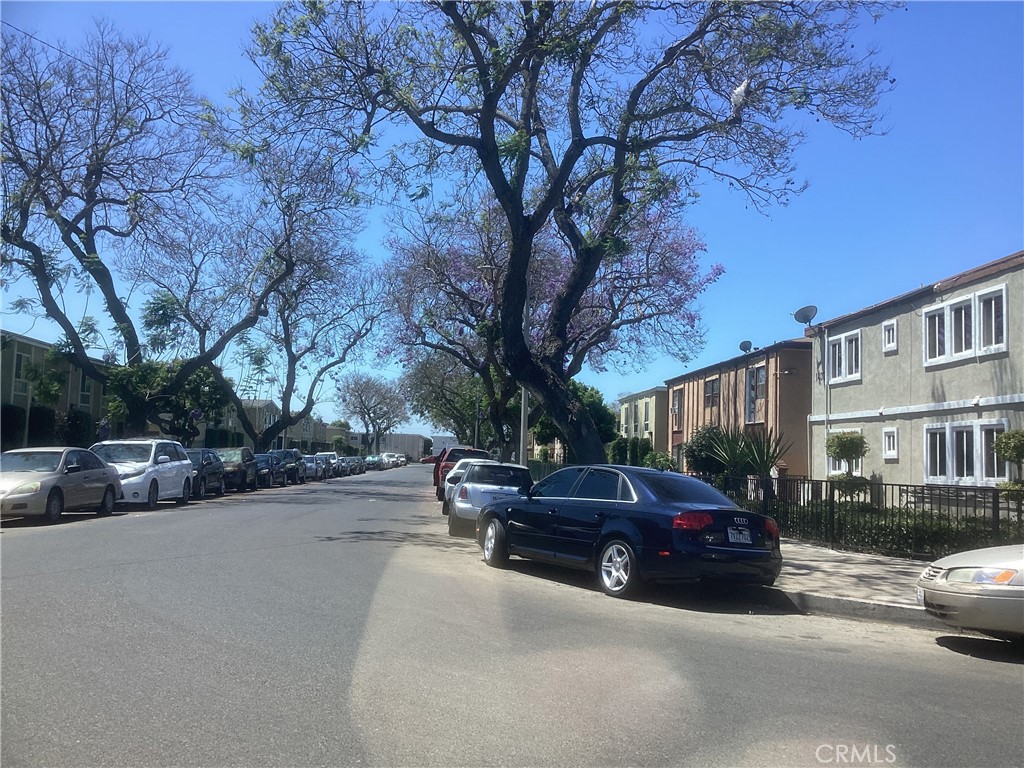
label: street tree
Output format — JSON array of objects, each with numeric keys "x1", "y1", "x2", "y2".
[
  {"x1": 251, "y1": 0, "x2": 896, "y2": 462},
  {"x1": 1, "y1": 22, "x2": 295, "y2": 434},
  {"x1": 339, "y1": 373, "x2": 409, "y2": 454},
  {"x1": 532, "y1": 380, "x2": 617, "y2": 462}
]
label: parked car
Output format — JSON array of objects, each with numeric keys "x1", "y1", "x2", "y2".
[
  {"x1": 448, "y1": 462, "x2": 533, "y2": 537},
  {"x1": 441, "y1": 458, "x2": 497, "y2": 517},
  {"x1": 420, "y1": 454, "x2": 438, "y2": 464},
  {"x1": 433, "y1": 446, "x2": 490, "y2": 500},
  {"x1": 477, "y1": 465, "x2": 783, "y2": 597},
  {"x1": 272, "y1": 448, "x2": 306, "y2": 485},
  {"x1": 302, "y1": 455, "x2": 324, "y2": 481},
  {"x1": 382, "y1": 452, "x2": 402, "y2": 469},
  {"x1": 916, "y1": 545, "x2": 1024, "y2": 643},
  {"x1": 335, "y1": 457, "x2": 352, "y2": 477},
  {"x1": 91, "y1": 439, "x2": 193, "y2": 509},
  {"x1": 218, "y1": 447, "x2": 258, "y2": 492},
  {"x1": 340, "y1": 456, "x2": 365, "y2": 475},
  {"x1": 0, "y1": 447, "x2": 122, "y2": 522},
  {"x1": 255, "y1": 453, "x2": 288, "y2": 488},
  {"x1": 315, "y1": 451, "x2": 339, "y2": 477},
  {"x1": 185, "y1": 448, "x2": 225, "y2": 498},
  {"x1": 364, "y1": 455, "x2": 384, "y2": 470}
]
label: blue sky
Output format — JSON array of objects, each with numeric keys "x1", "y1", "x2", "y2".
[{"x1": 3, "y1": 1, "x2": 1023, "y2": 432}]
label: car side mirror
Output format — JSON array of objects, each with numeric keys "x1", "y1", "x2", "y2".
[
  {"x1": 518, "y1": 484, "x2": 533, "y2": 499},
  {"x1": 157, "y1": 455, "x2": 171, "y2": 464},
  {"x1": 65, "y1": 464, "x2": 82, "y2": 475},
  {"x1": 446, "y1": 472, "x2": 463, "y2": 485}
]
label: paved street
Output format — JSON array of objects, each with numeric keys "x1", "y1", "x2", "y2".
[{"x1": 2, "y1": 465, "x2": 1021, "y2": 768}]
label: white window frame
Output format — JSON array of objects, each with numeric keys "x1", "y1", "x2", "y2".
[
  {"x1": 882, "y1": 427, "x2": 898, "y2": 460},
  {"x1": 79, "y1": 372, "x2": 93, "y2": 407},
  {"x1": 826, "y1": 428, "x2": 863, "y2": 477},
  {"x1": 923, "y1": 283, "x2": 1008, "y2": 366},
  {"x1": 977, "y1": 286, "x2": 1007, "y2": 354},
  {"x1": 745, "y1": 364, "x2": 767, "y2": 424},
  {"x1": 828, "y1": 330, "x2": 862, "y2": 384},
  {"x1": 982, "y1": 424, "x2": 1008, "y2": 481},
  {"x1": 13, "y1": 351, "x2": 30, "y2": 395},
  {"x1": 923, "y1": 419, "x2": 1010, "y2": 485},
  {"x1": 882, "y1": 319, "x2": 898, "y2": 353}
]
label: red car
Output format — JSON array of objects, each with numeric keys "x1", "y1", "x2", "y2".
[
  {"x1": 433, "y1": 446, "x2": 489, "y2": 500},
  {"x1": 419, "y1": 455, "x2": 438, "y2": 464}
]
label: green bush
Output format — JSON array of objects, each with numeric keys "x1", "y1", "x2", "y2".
[
  {"x1": 642, "y1": 451, "x2": 674, "y2": 471},
  {"x1": 1, "y1": 404, "x2": 26, "y2": 451}
]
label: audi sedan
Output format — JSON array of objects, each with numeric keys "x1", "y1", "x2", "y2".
[
  {"x1": 916, "y1": 545, "x2": 1024, "y2": 643},
  {"x1": 476, "y1": 465, "x2": 782, "y2": 598}
]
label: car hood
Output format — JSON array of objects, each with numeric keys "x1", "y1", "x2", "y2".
[
  {"x1": 0, "y1": 472, "x2": 50, "y2": 493},
  {"x1": 930, "y1": 545, "x2": 1024, "y2": 570}
]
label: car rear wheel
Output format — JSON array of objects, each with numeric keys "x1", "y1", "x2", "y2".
[
  {"x1": 96, "y1": 486, "x2": 115, "y2": 516},
  {"x1": 146, "y1": 481, "x2": 159, "y2": 510},
  {"x1": 482, "y1": 518, "x2": 508, "y2": 567},
  {"x1": 176, "y1": 479, "x2": 191, "y2": 505},
  {"x1": 216, "y1": 477, "x2": 226, "y2": 496},
  {"x1": 43, "y1": 489, "x2": 64, "y2": 523},
  {"x1": 598, "y1": 540, "x2": 641, "y2": 598}
]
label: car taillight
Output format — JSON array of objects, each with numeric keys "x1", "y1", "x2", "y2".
[
  {"x1": 458, "y1": 487, "x2": 468, "y2": 500},
  {"x1": 764, "y1": 517, "x2": 780, "y2": 539},
  {"x1": 673, "y1": 512, "x2": 713, "y2": 530}
]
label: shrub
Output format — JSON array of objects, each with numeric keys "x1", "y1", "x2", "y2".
[
  {"x1": 642, "y1": 451, "x2": 674, "y2": 471},
  {"x1": 682, "y1": 424, "x2": 725, "y2": 475},
  {"x1": 1, "y1": 404, "x2": 26, "y2": 451}
]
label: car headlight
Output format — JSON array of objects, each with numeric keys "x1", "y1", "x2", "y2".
[
  {"x1": 259, "y1": 469, "x2": 269, "y2": 475},
  {"x1": 945, "y1": 567, "x2": 1019, "y2": 585},
  {"x1": 10, "y1": 481, "x2": 42, "y2": 495},
  {"x1": 120, "y1": 467, "x2": 146, "y2": 480}
]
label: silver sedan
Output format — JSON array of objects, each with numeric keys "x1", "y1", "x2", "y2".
[
  {"x1": 916, "y1": 544, "x2": 1024, "y2": 642},
  {"x1": 0, "y1": 447, "x2": 122, "y2": 522}
]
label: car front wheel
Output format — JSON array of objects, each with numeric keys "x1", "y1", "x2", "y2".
[
  {"x1": 43, "y1": 489, "x2": 64, "y2": 523},
  {"x1": 598, "y1": 540, "x2": 641, "y2": 598},
  {"x1": 146, "y1": 481, "x2": 159, "y2": 510},
  {"x1": 482, "y1": 518, "x2": 508, "y2": 567}
]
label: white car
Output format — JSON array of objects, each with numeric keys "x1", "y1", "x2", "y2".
[
  {"x1": 315, "y1": 451, "x2": 339, "y2": 477},
  {"x1": 441, "y1": 458, "x2": 497, "y2": 516},
  {"x1": 90, "y1": 439, "x2": 194, "y2": 509},
  {"x1": 916, "y1": 544, "x2": 1024, "y2": 643},
  {"x1": 447, "y1": 462, "x2": 533, "y2": 537}
]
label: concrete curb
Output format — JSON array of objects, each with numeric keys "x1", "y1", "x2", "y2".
[{"x1": 767, "y1": 588, "x2": 940, "y2": 629}]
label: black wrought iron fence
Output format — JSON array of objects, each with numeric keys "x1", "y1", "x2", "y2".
[{"x1": 691, "y1": 473, "x2": 1024, "y2": 558}]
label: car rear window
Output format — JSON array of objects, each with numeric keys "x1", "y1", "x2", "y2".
[
  {"x1": 446, "y1": 448, "x2": 489, "y2": 464},
  {"x1": 469, "y1": 465, "x2": 532, "y2": 487},
  {"x1": 642, "y1": 474, "x2": 737, "y2": 507}
]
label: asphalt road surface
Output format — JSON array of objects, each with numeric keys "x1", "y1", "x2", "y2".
[{"x1": 2, "y1": 465, "x2": 1021, "y2": 768}]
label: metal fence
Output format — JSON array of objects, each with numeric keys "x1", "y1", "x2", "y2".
[{"x1": 692, "y1": 473, "x2": 1024, "y2": 559}]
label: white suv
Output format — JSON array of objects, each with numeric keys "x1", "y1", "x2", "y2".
[{"x1": 91, "y1": 439, "x2": 194, "y2": 509}]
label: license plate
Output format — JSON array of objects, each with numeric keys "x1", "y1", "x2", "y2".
[{"x1": 727, "y1": 527, "x2": 752, "y2": 544}]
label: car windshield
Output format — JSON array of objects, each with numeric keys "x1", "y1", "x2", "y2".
[
  {"x1": 219, "y1": 449, "x2": 242, "y2": 462},
  {"x1": 471, "y1": 466, "x2": 532, "y2": 487},
  {"x1": 92, "y1": 443, "x2": 152, "y2": 463},
  {"x1": 642, "y1": 474, "x2": 737, "y2": 507},
  {"x1": 0, "y1": 450, "x2": 63, "y2": 472},
  {"x1": 255, "y1": 455, "x2": 272, "y2": 467}
]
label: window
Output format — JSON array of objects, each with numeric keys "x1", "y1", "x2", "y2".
[
  {"x1": 704, "y1": 378, "x2": 720, "y2": 408},
  {"x1": 828, "y1": 331, "x2": 861, "y2": 383},
  {"x1": 924, "y1": 284, "x2": 1008, "y2": 364},
  {"x1": 79, "y1": 373, "x2": 93, "y2": 407},
  {"x1": 671, "y1": 391, "x2": 682, "y2": 430},
  {"x1": 925, "y1": 420, "x2": 1009, "y2": 484},
  {"x1": 632, "y1": 402, "x2": 639, "y2": 435},
  {"x1": 573, "y1": 469, "x2": 623, "y2": 501},
  {"x1": 882, "y1": 428, "x2": 898, "y2": 460},
  {"x1": 882, "y1": 320, "x2": 898, "y2": 353},
  {"x1": 745, "y1": 365, "x2": 766, "y2": 423},
  {"x1": 533, "y1": 467, "x2": 586, "y2": 498},
  {"x1": 643, "y1": 400, "x2": 650, "y2": 433},
  {"x1": 827, "y1": 430, "x2": 863, "y2": 476},
  {"x1": 978, "y1": 288, "x2": 1006, "y2": 352},
  {"x1": 13, "y1": 351, "x2": 30, "y2": 394}
]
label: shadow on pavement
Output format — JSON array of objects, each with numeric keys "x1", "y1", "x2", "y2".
[
  {"x1": 314, "y1": 528, "x2": 478, "y2": 553},
  {"x1": 934, "y1": 635, "x2": 1024, "y2": 664}
]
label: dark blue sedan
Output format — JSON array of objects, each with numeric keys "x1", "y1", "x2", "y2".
[{"x1": 476, "y1": 465, "x2": 782, "y2": 597}]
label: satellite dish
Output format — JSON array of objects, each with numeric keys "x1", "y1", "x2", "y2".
[
  {"x1": 793, "y1": 305, "x2": 818, "y2": 325},
  {"x1": 739, "y1": 340, "x2": 753, "y2": 353}
]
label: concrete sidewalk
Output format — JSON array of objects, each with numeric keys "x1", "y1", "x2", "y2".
[{"x1": 770, "y1": 538, "x2": 937, "y2": 628}]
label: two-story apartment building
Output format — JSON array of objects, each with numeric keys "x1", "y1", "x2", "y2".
[
  {"x1": 806, "y1": 251, "x2": 1023, "y2": 485},
  {"x1": 666, "y1": 340, "x2": 813, "y2": 476},
  {"x1": 618, "y1": 386, "x2": 669, "y2": 453}
]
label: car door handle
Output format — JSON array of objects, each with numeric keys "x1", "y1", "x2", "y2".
[
  {"x1": 547, "y1": 507, "x2": 558, "y2": 515},
  {"x1": 594, "y1": 512, "x2": 606, "y2": 520}
]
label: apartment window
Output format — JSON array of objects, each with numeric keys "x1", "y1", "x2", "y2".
[
  {"x1": 643, "y1": 400, "x2": 650, "y2": 433},
  {"x1": 828, "y1": 331, "x2": 861, "y2": 383},
  {"x1": 745, "y1": 365, "x2": 766, "y2": 424},
  {"x1": 882, "y1": 320, "x2": 898, "y2": 353},
  {"x1": 982, "y1": 425, "x2": 1007, "y2": 480},
  {"x1": 882, "y1": 428, "x2": 898, "y2": 460},
  {"x1": 924, "y1": 284, "x2": 1008, "y2": 364},
  {"x1": 671, "y1": 391, "x2": 682, "y2": 430},
  {"x1": 827, "y1": 429, "x2": 863, "y2": 476},
  {"x1": 978, "y1": 287, "x2": 1006, "y2": 352},
  {"x1": 79, "y1": 373, "x2": 93, "y2": 407},
  {"x1": 925, "y1": 420, "x2": 1009, "y2": 484},
  {"x1": 13, "y1": 351, "x2": 30, "y2": 394},
  {"x1": 632, "y1": 402, "x2": 639, "y2": 435},
  {"x1": 704, "y1": 378, "x2": 720, "y2": 408}
]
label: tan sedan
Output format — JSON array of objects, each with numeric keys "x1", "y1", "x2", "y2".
[{"x1": 0, "y1": 447, "x2": 122, "y2": 522}]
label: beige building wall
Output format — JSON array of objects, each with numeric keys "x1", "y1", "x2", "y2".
[{"x1": 618, "y1": 386, "x2": 669, "y2": 454}]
